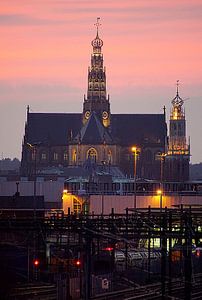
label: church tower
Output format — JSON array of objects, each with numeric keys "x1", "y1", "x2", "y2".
[
  {"x1": 83, "y1": 18, "x2": 110, "y2": 128},
  {"x1": 165, "y1": 81, "x2": 190, "y2": 182}
]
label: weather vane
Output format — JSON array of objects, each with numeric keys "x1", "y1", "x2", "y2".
[
  {"x1": 94, "y1": 17, "x2": 101, "y2": 35},
  {"x1": 176, "y1": 80, "x2": 179, "y2": 94}
]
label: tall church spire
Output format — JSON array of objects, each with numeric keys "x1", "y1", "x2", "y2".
[
  {"x1": 83, "y1": 18, "x2": 110, "y2": 127},
  {"x1": 165, "y1": 81, "x2": 190, "y2": 181}
]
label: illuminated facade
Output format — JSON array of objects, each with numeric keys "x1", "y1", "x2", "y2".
[
  {"x1": 83, "y1": 19, "x2": 110, "y2": 128},
  {"x1": 21, "y1": 20, "x2": 171, "y2": 180},
  {"x1": 165, "y1": 82, "x2": 190, "y2": 181}
]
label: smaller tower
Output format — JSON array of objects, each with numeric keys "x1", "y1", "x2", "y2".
[
  {"x1": 83, "y1": 18, "x2": 110, "y2": 128},
  {"x1": 165, "y1": 81, "x2": 190, "y2": 182}
]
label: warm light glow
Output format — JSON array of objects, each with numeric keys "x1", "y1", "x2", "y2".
[
  {"x1": 63, "y1": 189, "x2": 68, "y2": 193},
  {"x1": 131, "y1": 146, "x2": 137, "y2": 153},
  {"x1": 157, "y1": 189, "x2": 162, "y2": 195}
]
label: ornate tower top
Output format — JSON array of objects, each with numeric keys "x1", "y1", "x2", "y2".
[
  {"x1": 166, "y1": 81, "x2": 190, "y2": 182},
  {"x1": 91, "y1": 17, "x2": 103, "y2": 53},
  {"x1": 171, "y1": 80, "x2": 185, "y2": 120},
  {"x1": 83, "y1": 18, "x2": 110, "y2": 127},
  {"x1": 168, "y1": 81, "x2": 189, "y2": 155}
]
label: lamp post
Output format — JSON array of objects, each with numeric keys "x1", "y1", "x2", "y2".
[
  {"x1": 27, "y1": 142, "x2": 41, "y2": 218},
  {"x1": 131, "y1": 146, "x2": 140, "y2": 209},
  {"x1": 27, "y1": 142, "x2": 41, "y2": 281},
  {"x1": 155, "y1": 152, "x2": 166, "y2": 212},
  {"x1": 157, "y1": 189, "x2": 163, "y2": 212}
]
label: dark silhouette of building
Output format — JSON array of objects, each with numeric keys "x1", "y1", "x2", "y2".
[{"x1": 21, "y1": 19, "x2": 189, "y2": 181}]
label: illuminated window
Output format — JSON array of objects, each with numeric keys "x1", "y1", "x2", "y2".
[
  {"x1": 53, "y1": 153, "x2": 58, "y2": 160},
  {"x1": 64, "y1": 153, "x2": 68, "y2": 161},
  {"x1": 41, "y1": 153, "x2": 46, "y2": 160},
  {"x1": 87, "y1": 148, "x2": 97, "y2": 162},
  {"x1": 73, "y1": 197, "x2": 82, "y2": 214},
  {"x1": 73, "y1": 150, "x2": 77, "y2": 163}
]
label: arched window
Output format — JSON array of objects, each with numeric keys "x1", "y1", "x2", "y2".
[
  {"x1": 87, "y1": 147, "x2": 97, "y2": 162},
  {"x1": 73, "y1": 150, "x2": 77, "y2": 163}
]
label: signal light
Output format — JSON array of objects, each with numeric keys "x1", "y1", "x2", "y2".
[
  {"x1": 75, "y1": 259, "x2": 81, "y2": 266},
  {"x1": 103, "y1": 247, "x2": 114, "y2": 251},
  {"x1": 196, "y1": 250, "x2": 200, "y2": 257},
  {"x1": 34, "y1": 259, "x2": 39, "y2": 266}
]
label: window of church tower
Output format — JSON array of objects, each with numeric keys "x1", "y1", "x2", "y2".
[
  {"x1": 53, "y1": 153, "x2": 58, "y2": 160},
  {"x1": 87, "y1": 148, "x2": 97, "y2": 162}
]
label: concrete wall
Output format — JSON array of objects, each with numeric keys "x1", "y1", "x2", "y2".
[
  {"x1": 0, "y1": 180, "x2": 64, "y2": 206},
  {"x1": 89, "y1": 194, "x2": 202, "y2": 214}
]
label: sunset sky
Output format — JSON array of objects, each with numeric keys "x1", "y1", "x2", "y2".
[{"x1": 0, "y1": 0, "x2": 202, "y2": 163}]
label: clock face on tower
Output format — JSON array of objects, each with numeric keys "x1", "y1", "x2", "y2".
[
  {"x1": 102, "y1": 111, "x2": 108, "y2": 120},
  {"x1": 85, "y1": 111, "x2": 90, "y2": 119}
]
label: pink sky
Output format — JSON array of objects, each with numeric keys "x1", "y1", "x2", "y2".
[{"x1": 0, "y1": 0, "x2": 202, "y2": 163}]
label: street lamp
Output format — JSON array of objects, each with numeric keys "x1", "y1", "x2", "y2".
[
  {"x1": 157, "y1": 189, "x2": 163, "y2": 212},
  {"x1": 131, "y1": 146, "x2": 140, "y2": 209},
  {"x1": 27, "y1": 142, "x2": 42, "y2": 217}
]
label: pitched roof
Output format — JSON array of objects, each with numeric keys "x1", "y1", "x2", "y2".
[
  {"x1": 25, "y1": 112, "x2": 166, "y2": 146},
  {"x1": 73, "y1": 112, "x2": 114, "y2": 144},
  {"x1": 111, "y1": 114, "x2": 167, "y2": 146},
  {"x1": 26, "y1": 113, "x2": 82, "y2": 145}
]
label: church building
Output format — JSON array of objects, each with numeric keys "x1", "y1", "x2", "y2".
[{"x1": 20, "y1": 20, "x2": 189, "y2": 182}]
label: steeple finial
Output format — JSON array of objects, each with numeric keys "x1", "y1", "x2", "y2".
[
  {"x1": 176, "y1": 80, "x2": 179, "y2": 96},
  {"x1": 94, "y1": 17, "x2": 101, "y2": 37}
]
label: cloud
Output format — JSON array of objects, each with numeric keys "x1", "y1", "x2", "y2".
[{"x1": 0, "y1": 13, "x2": 65, "y2": 26}]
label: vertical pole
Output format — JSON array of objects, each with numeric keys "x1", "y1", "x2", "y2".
[
  {"x1": 33, "y1": 146, "x2": 37, "y2": 281},
  {"x1": 84, "y1": 235, "x2": 91, "y2": 300},
  {"x1": 134, "y1": 149, "x2": 137, "y2": 209},
  {"x1": 27, "y1": 246, "x2": 30, "y2": 283},
  {"x1": 184, "y1": 208, "x2": 192, "y2": 300},
  {"x1": 148, "y1": 206, "x2": 151, "y2": 283},
  {"x1": 160, "y1": 193, "x2": 163, "y2": 213},
  {"x1": 160, "y1": 156, "x2": 163, "y2": 213},
  {"x1": 168, "y1": 210, "x2": 172, "y2": 297},
  {"x1": 101, "y1": 192, "x2": 104, "y2": 215},
  {"x1": 161, "y1": 208, "x2": 167, "y2": 299},
  {"x1": 33, "y1": 146, "x2": 37, "y2": 219},
  {"x1": 125, "y1": 208, "x2": 128, "y2": 270}
]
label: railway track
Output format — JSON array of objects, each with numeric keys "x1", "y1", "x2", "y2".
[
  {"x1": 10, "y1": 284, "x2": 57, "y2": 299},
  {"x1": 91, "y1": 273, "x2": 202, "y2": 300}
]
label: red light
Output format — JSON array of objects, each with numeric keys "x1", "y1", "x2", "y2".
[
  {"x1": 196, "y1": 250, "x2": 200, "y2": 257},
  {"x1": 76, "y1": 260, "x2": 81, "y2": 266},
  {"x1": 34, "y1": 259, "x2": 39, "y2": 266},
  {"x1": 104, "y1": 247, "x2": 113, "y2": 251}
]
